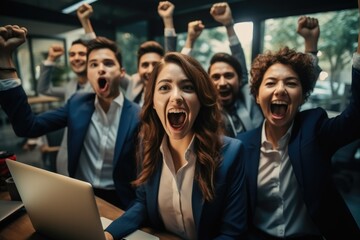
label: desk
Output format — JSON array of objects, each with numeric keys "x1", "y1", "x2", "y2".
[
  {"x1": 27, "y1": 96, "x2": 62, "y2": 113},
  {"x1": 0, "y1": 191, "x2": 180, "y2": 240},
  {"x1": 27, "y1": 96, "x2": 61, "y2": 105}
]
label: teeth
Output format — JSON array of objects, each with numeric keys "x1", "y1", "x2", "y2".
[
  {"x1": 169, "y1": 109, "x2": 186, "y2": 114},
  {"x1": 272, "y1": 100, "x2": 287, "y2": 105}
]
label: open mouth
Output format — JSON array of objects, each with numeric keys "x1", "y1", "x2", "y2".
[
  {"x1": 168, "y1": 110, "x2": 186, "y2": 129},
  {"x1": 271, "y1": 101, "x2": 288, "y2": 117},
  {"x1": 218, "y1": 87, "x2": 231, "y2": 98},
  {"x1": 98, "y1": 78, "x2": 107, "y2": 90}
]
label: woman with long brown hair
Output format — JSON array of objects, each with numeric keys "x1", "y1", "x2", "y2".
[{"x1": 105, "y1": 52, "x2": 247, "y2": 240}]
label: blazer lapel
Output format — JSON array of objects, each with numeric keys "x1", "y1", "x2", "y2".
[
  {"x1": 288, "y1": 120, "x2": 304, "y2": 191},
  {"x1": 147, "y1": 160, "x2": 165, "y2": 228},
  {"x1": 113, "y1": 99, "x2": 134, "y2": 167},
  {"x1": 68, "y1": 95, "x2": 95, "y2": 176},
  {"x1": 192, "y1": 180, "x2": 204, "y2": 234},
  {"x1": 246, "y1": 128, "x2": 262, "y2": 214}
]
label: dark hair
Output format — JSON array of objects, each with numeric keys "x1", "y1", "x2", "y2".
[
  {"x1": 250, "y1": 47, "x2": 317, "y2": 102},
  {"x1": 137, "y1": 41, "x2": 164, "y2": 66},
  {"x1": 71, "y1": 38, "x2": 87, "y2": 47},
  {"x1": 208, "y1": 52, "x2": 243, "y2": 84},
  {"x1": 86, "y1": 36, "x2": 123, "y2": 67},
  {"x1": 133, "y1": 52, "x2": 223, "y2": 201}
]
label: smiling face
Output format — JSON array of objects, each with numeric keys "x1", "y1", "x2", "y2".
[
  {"x1": 68, "y1": 43, "x2": 87, "y2": 75},
  {"x1": 138, "y1": 52, "x2": 162, "y2": 86},
  {"x1": 153, "y1": 62, "x2": 201, "y2": 141},
  {"x1": 87, "y1": 48, "x2": 124, "y2": 104},
  {"x1": 209, "y1": 61, "x2": 240, "y2": 108},
  {"x1": 256, "y1": 63, "x2": 303, "y2": 135}
]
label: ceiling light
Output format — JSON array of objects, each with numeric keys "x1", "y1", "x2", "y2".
[{"x1": 62, "y1": 0, "x2": 98, "y2": 14}]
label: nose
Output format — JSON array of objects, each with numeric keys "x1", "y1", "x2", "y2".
[
  {"x1": 97, "y1": 63, "x2": 105, "y2": 74},
  {"x1": 147, "y1": 65, "x2": 154, "y2": 74},
  {"x1": 73, "y1": 53, "x2": 80, "y2": 61},
  {"x1": 219, "y1": 76, "x2": 227, "y2": 86},
  {"x1": 274, "y1": 82, "x2": 287, "y2": 96},
  {"x1": 170, "y1": 87, "x2": 183, "y2": 104}
]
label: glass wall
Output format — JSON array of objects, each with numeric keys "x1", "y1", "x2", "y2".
[
  {"x1": 168, "y1": 22, "x2": 253, "y2": 72},
  {"x1": 14, "y1": 36, "x2": 68, "y2": 96}
]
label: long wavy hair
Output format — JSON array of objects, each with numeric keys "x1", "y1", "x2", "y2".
[{"x1": 133, "y1": 52, "x2": 224, "y2": 201}]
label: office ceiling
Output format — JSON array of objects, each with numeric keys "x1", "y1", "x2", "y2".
[{"x1": 1, "y1": 0, "x2": 357, "y2": 37}]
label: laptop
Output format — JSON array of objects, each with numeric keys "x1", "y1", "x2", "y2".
[
  {"x1": 6, "y1": 159, "x2": 159, "y2": 240},
  {"x1": 0, "y1": 200, "x2": 24, "y2": 222}
]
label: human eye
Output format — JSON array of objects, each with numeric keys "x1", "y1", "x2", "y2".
[
  {"x1": 69, "y1": 52, "x2": 75, "y2": 57},
  {"x1": 264, "y1": 80, "x2": 275, "y2": 87},
  {"x1": 158, "y1": 83, "x2": 170, "y2": 91},
  {"x1": 141, "y1": 62, "x2": 149, "y2": 68},
  {"x1": 210, "y1": 74, "x2": 221, "y2": 81},
  {"x1": 104, "y1": 60, "x2": 115, "y2": 67},
  {"x1": 286, "y1": 79, "x2": 300, "y2": 87},
  {"x1": 224, "y1": 72, "x2": 235, "y2": 79},
  {"x1": 79, "y1": 52, "x2": 87, "y2": 57},
  {"x1": 88, "y1": 62, "x2": 97, "y2": 68},
  {"x1": 182, "y1": 83, "x2": 195, "y2": 92}
]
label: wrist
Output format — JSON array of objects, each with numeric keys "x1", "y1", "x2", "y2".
[
  {"x1": 46, "y1": 57, "x2": 56, "y2": 62},
  {"x1": 306, "y1": 50, "x2": 318, "y2": 55},
  {"x1": 0, "y1": 67, "x2": 16, "y2": 72},
  {"x1": 224, "y1": 20, "x2": 234, "y2": 28}
]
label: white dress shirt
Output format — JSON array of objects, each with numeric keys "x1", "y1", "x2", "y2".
[
  {"x1": 255, "y1": 121, "x2": 319, "y2": 237},
  {"x1": 75, "y1": 93, "x2": 123, "y2": 189},
  {"x1": 158, "y1": 136, "x2": 197, "y2": 240}
]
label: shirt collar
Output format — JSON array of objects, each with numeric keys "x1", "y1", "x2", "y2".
[
  {"x1": 261, "y1": 120, "x2": 293, "y2": 150},
  {"x1": 160, "y1": 134, "x2": 196, "y2": 164},
  {"x1": 94, "y1": 92, "x2": 124, "y2": 110}
]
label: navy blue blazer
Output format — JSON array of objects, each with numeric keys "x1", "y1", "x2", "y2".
[
  {"x1": 238, "y1": 67, "x2": 360, "y2": 239},
  {"x1": 106, "y1": 136, "x2": 247, "y2": 240},
  {"x1": 0, "y1": 86, "x2": 140, "y2": 209}
]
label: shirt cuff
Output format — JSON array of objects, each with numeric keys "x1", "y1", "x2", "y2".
[
  {"x1": 353, "y1": 52, "x2": 360, "y2": 70},
  {"x1": 181, "y1": 47, "x2": 192, "y2": 55},
  {"x1": 228, "y1": 35, "x2": 240, "y2": 46},
  {"x1": 164, "y1": 28, "x2": 176, "y2": 37},
  {"x1": 43, "y1": 60, "x2": 56, "y2": 66},
  {"x1": 0, "y1": 78, "x2": 21, "y2": 91},
  {"x1": 81, "y1": 32, "x2": 97, "y2": 41},
  {"x1": 306, "y1": 53, "x2": 319, "y2": 66}
]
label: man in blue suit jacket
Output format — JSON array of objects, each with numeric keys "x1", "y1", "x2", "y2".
[
  {"x1": 237, "y1": 33, "x2": 360, "y2": 240},
  {"x1": 0, "y1": 26, "x2": 140, "y2": 210}
]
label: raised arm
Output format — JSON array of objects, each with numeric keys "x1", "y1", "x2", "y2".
[
  {"x1": 210, "y1": 2, "x2": 248, "y2": 84},
  {"x1": 77, "y1": 3, "x2": 96, "y2": 39},
  {"x1": 297, "y1": 16, "x2": 322, "y2": 79},
  {"x1": 37, "y1": 44, "x2": 67, "y2": 98},
  {"x1": 0, "y1": 25, "x2": 27, "y2": 80},
  {"x1": 181, "y1": 20, "x2": 205, "y2": 56},
  {"x1": 297, "y1": 16, "x2": 320, "y2": 54},
  {"x1": 158, "y1": 1, "x2": 176, "y2": 52}
]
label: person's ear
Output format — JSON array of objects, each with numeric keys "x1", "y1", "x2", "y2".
[{"x1": 119, "y1": 67, "x2": 126, "y2": 78}]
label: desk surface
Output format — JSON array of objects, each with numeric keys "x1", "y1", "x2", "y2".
[
  {"x1": 0, "y1": 191, "x2": 180, "y2": 240},
  {"x1": 27, "y1": 96, "x2": 61, "y2": 105}
]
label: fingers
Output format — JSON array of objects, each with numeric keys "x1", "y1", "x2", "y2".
[
  {"x1": 298, "y1": 16, "x2": 319, "y2": 29},
  {"x1": 158, "y1": 1, "x2": 171, "y2": 11},
  {"x1": 77, "y1": 3, "x2": 93, "y2": 19},
  {"x1": 210, "y1": 2, "x2": 228, "y2": 16},
  {"x1": 0, "y1": 25, "x2": 27, "y2": 40},
  {"x1": 188, "y1": 20, "x2": 205, "y2": 30}
]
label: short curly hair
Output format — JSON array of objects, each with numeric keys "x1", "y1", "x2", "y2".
[{"x1": 250, "y1": 47, "x2": 317, "y2": 103}]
